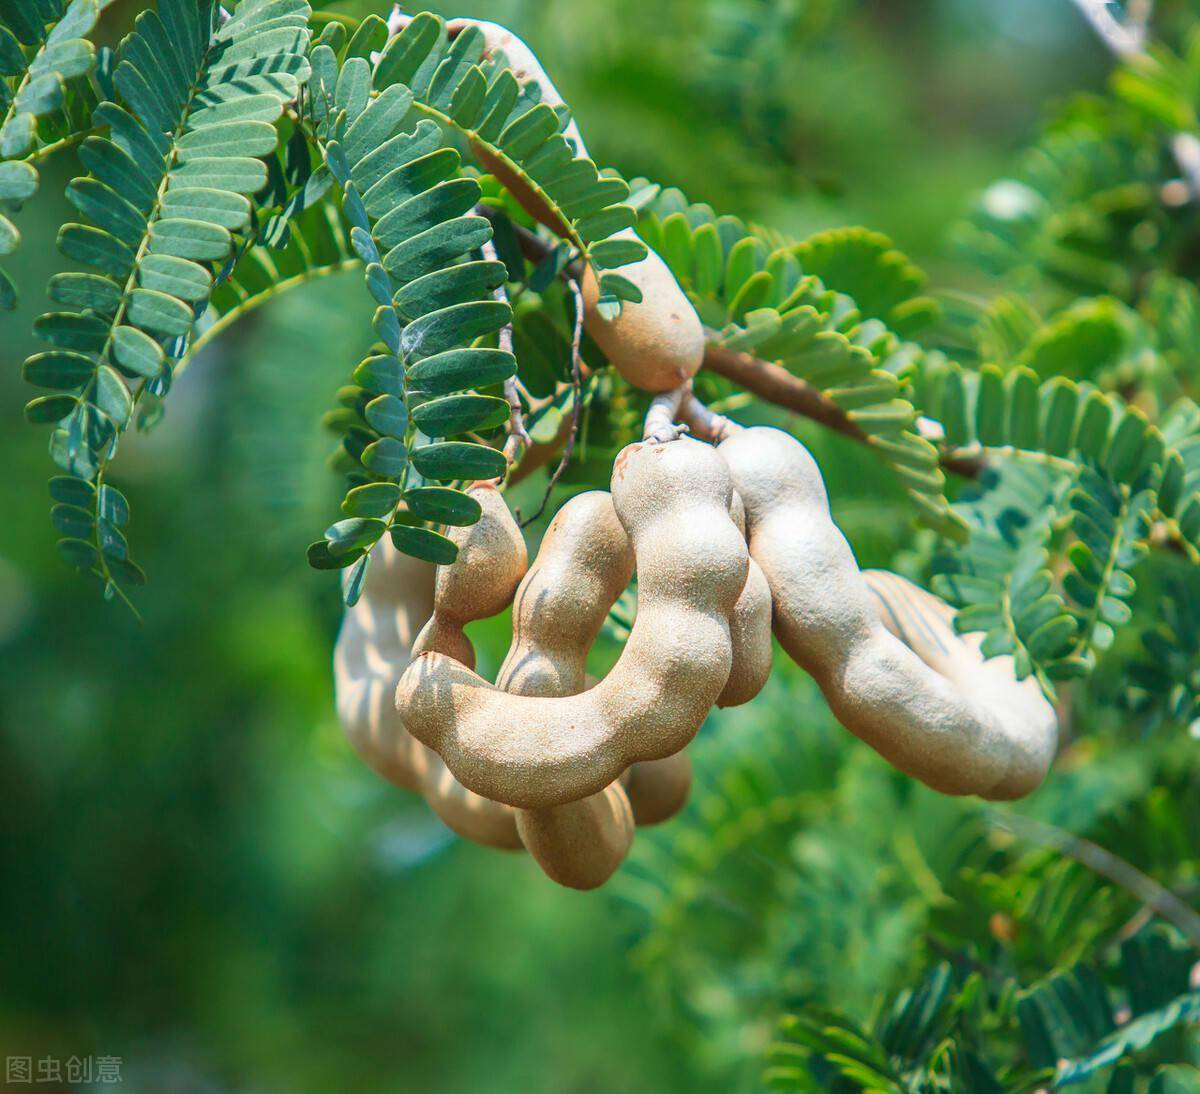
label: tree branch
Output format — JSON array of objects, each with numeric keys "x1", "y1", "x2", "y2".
[
  {"x1": 1068, "y1": 0, "x2": 1147, "y2": 58},
  {"x1": 490, "y1": 215, "x2": 987, "y2": 477},
  {"x1": 703, "y1": 341, "x2": 985, "y2": 478}
]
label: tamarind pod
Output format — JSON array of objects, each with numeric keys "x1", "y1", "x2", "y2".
[
  {"x1": 514, "y1": 783, "x2": 635, "y2": 889},
  {"x1": 410, "y1": 485, "x2": 529, "y2": 847},
  {"x1": 335, "y1": 545, "x2": 436, "y2": 791},
  {"x1": 397, "y1": 436, "x2": 747, "y2": 809},
  {"x1": 718, "y1": 426, "x2": 1057, "y2": 800},
  {"x1": 334, "y1": 540, "x2": 523, "y2": 848},
  {"x1": 581, "y1": 229, "x2": 706, "y2": 393},
  {"x1": 412, "y1": 483, "x2": 529, "y2": 667},
  {"x1": 622, "y1": 753, "x2": 693, "y2": 826},
  {"x1": 498, "y1": 491, "x2": 635, "y2": 695},
  {"x1": 496, "y1": 491, "x2": 636, "y2": 888},
  {"x1": 862, "y1": 570, "x2": 1058, "y2": 801},
  {"x1": 718, "y1": 556, "x2": 773, "y2": 708},
  {"x1": 499, "y1": 490, "x2": 688, "y2": 837}
]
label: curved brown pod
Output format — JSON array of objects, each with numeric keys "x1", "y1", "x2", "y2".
[
  {"x1": 581, "y1": 230, "x2": 706, "y2": 393},
  {"x1": 719, "y1": 426, "x2": 1058, "y2": 800},
  {"x1": 498, "y1": 491, "x2": 637, "y2": 889},
  {"x1": 412, "y1": 483, "x2": 528, "y2": 667},
  {"x1": 334, "y1": 537, "x2": 522, "y2": 850},
  {"x1": 622, "y1": 753, "x2": 693, "y2": 826},
  {"x1": 397, "y1": 437, "x2": 747, "y2": 809},
  {"x1": 862, "y1": 569, "x2": 1059, "y2": 800}
]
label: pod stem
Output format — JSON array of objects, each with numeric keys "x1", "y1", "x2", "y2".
[{"x1": 643, "y1": 384, "x2": 691, "y2": 443}]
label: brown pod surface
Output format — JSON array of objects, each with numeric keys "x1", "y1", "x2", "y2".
[
  {"x1": 622, "y1": 753, "x2": 693, "y2": 826},
  {"x1": 498, "y1": 491, "x2": 636, "y2": 890},
  {"x1": 397, "y1": 437, "x2": 747, "y2": 808},
  {"x1": 719, "y1": 426, "x2": 1058, "y2": 800},
  {"x1": 581, "y1": 229, "x2": 705, "y2": 393},
  {"x1": 412, "y1": 483, "x2": 528, "y2": 667}
]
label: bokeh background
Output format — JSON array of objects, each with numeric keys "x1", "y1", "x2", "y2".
[{"x1": 0, "y1": 1, "x2": 1180, "y2": 1091}]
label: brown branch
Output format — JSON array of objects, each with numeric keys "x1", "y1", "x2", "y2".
[
  {"x1": 703, "y1": 342, "x2": 868, "y2": 445},
  {"x1": 703, "y1": 342, "x2": 985, "y2": 479},
  {"x1": 483, "y1": 209, "x2": 988, "y2": 478}
]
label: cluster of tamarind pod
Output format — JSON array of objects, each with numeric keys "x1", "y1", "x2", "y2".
[
  {"x1": 335, "y1": 397, "x2": 1059, "y2": 890},
  {"x1": 331, "y1": 16, "x2": 1060, "y2": 891}
]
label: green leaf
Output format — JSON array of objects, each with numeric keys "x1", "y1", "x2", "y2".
[
  {"x1": 25, "y1": 395, "x2": 78, "y2": 424},
  {"x1": 0, "y1": 160, "x2": 38, "y2": 203},
  {"x1": 374, "y1": 11, "x2": 442, "y2": 90},
  {"x1": 402, "y1": 300, "x2": 510, "y2": 360},
  {"x1": 363, "y1": 393, "x2": 409, "y2": 438},
  {"x1": 307, "y1": 540, "x2": 365, "y2": 571},
  {"x1": 389, "y1": 523, "x2": 459, "y2": 564},
  {"x1": 392, "y1": 258, "x2": 506, "y2": 322},
  {"x1": 407, "y1": 347, "x2": 516, "y2": 396},
  {"x1": 23, "y1": 351, "x2": 95, "y2": 390},
  {"x1": 354, "y1": 354, "x2": 405, "y2": 395},
  {"x1": 404, "y1": 486, "x2": 483, "y2": 526},
  {"x1": 57, "y1": 538, "x2": 98, "y2": 571},
  {"x1": 49, "y1": 476, "x2": 95, "y2": 507},
  {"x1": 411, "y1": 394, "x2": 510, "y2": 436},
  {"x1": 51, "y1": 503, "x2": 94, "y2": 538},
  {"x1": 325, "y1": 516, "x2": 386, "y2": 556},
  {"x1": 94, "y1": 366, "x2": 133, "y2": 428},
  {"x1": 111, "y1": 325, "x2": 165, "y2": 378},
  {"x1": 361, "y1": 437, "x2": 409, "y2": 478},
  {"x1": 410, "y1": 441, "x2": 506, "y2": 481},
  {"x1": 343, "y1": 482, "x2": 402, "y2": 518}
]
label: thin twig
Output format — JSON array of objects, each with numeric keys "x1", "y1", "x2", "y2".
[
  {"x1": 990, "y1": 810, "x2": 1200, "y2": 946},
  {"x1": 521, "y1": 276, "x2": 586, "y2": 527},
  {"x1": 480, "y1": 238, "x2": 529, "y2": 468}
]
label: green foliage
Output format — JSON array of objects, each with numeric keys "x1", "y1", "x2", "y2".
[
  {"x1": 1127, "y1": 568, "x2": 1200, "y2": 733},
  {"x1": 932, "y1": 462, "x2": 1082, "y2": 692},
  {"x1": 953, "y1": 99, "x2": 1169, "y2": 299},
  {"x1": 0, "y1": 0, "x2": 109, "y2": 308},
  {"x1": 307, "y1": 52, "x2": 515, "y2": 589},
  {"x1": 766, "y1": 929, "x2": 1200, "y2": 1092},
  {"x1": 20, "y1": 0, "x2": 312, "y2": 607},
  {"x1": 366, "y1": 11, "x2": 648, "y2": 303}
]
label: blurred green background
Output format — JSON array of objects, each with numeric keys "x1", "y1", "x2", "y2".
[{"x1": 0, "y1": 1, "x2": 1166, "y2": 1090}]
